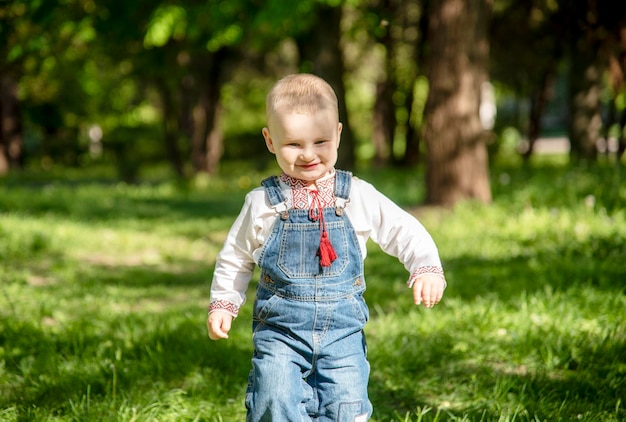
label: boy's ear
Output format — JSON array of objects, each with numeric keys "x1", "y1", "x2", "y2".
[
  {"x1": 262, "y1": 127, "x2": 275, "y2": 154},
  {"x1": 337, "y1": 122, "x2": 343, "y2": 148}
]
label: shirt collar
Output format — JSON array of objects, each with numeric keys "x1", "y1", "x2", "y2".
[{"x1": 279, "y1": 169, "x2": 335, "y2": 192}]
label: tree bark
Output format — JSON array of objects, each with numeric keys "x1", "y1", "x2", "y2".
[
  {"x1": 0, "y1": 75, "x2": 24, "y2": 175},
  {"x1": 370, "y1": 0, "x2": 397, "y2": 167},
  {"x1": 523, "y1": 71, "x2": 552, "y2": 161},
  {"x1": 403, "y1": 85, "x2": 420, "y2": 166},
  {"x1": 617, "y1": 25, "x2": 626, "y2": 162},
  {"x1": 372, "y1": 80, "x2": 395, "y2": 167},
  {"x1": 204, "y1": 103, "x2": 223, "y2": 175},
  {"x1": 618, "y1": 108, "x2": 626, "y2": 162},
  {"x1": 157, "y1": 79, "x2": 185, "y2": 178},
  {"x1": 296, "y1": 4, "x2": 355, "y2": 170},
  {"x1": 402, "y1": 0, "x2": 429, "y2": 168},
  {"x1": 187, "y1": 49, "x2": 231, "y2": 175},
  {"x1": 423, "y1": 0, "x2": 492, "y2": 206},
  {"x1": 189, "y1": 78, "x2": 222, "y2": 174},
  {"x1": 568, "y1": 41, "x2": 604, "y2": 162}
]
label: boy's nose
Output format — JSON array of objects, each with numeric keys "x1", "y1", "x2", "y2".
[{"x1": 300, "y1": 146, "x2": 315, "y2": 160}]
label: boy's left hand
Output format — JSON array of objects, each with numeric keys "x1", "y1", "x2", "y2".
[{"x1": 412, "y1": 274, "x2": 446, "y2": 308}]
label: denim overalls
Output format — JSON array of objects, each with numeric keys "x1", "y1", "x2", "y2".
[{"x1": 246, "y1": 170, "x2": 372, "y2": 422}]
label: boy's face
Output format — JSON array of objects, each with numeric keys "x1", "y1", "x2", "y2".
[{"x1": 262, "y1": 108, "x2": 342, "y2": 185}]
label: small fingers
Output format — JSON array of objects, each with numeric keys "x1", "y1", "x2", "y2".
[
  {"x1": 207, "y1": 312, "x2": 231, "y2": 340},
  {"x1": 412, "y1": 275, "x2": 445, "y2": 308},
  {"x1": 421, "y1": 282, "x2": 434, "y2": 307},
  {"x1": 413, "y1": 280, "x2": 423, "y2": 305},
  {"x1": 428, "y1": 282, "x2": 442, "y2": 307}
]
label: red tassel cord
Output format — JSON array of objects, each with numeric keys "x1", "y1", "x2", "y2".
[
  {"x1": 309, "y1": 190, "x2": 337, "y2": 267},
  {"x1": 318, "y1": 230, "x2": 337, "y2": 267}
]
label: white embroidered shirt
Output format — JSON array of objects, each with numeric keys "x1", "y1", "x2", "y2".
[{"x1": 209, "y1": 170, "x2": 444, "y2": 317}]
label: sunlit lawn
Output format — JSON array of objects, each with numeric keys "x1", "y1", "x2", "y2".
[{"x1": 1, "y1": 158, "x2": 624, "y2": 421}]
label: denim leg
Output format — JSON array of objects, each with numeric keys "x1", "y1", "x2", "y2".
[
  {"x1": 314, "y1": 330, "x2": 372, "y2": 422},
  {"x1": 246, "y1": 325, "x2": 313, "y2": 422}
]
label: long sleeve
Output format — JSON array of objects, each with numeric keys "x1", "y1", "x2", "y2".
[
  {"x1": 209, "y1": 175, "x2": 444, "y2": 317},
  {"x1": 345, "y1": 178, "x2": 444, "y2": 278},
  {"x1": 209, "y1": 188, "x2": 275, "y2": 317}
]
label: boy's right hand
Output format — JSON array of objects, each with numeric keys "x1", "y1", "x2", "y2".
[{"x1": 207, "y1": 311, "x2": 233, "y2": 340}]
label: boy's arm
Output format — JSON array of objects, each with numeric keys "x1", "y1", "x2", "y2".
[
  {"x1": 208, "y1": 190, "x2": 265, "y2": 334},
  {"x1": 349, "y1": 180, "x2": 446, "y2": 301}
]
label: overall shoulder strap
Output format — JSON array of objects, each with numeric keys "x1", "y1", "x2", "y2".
[
  {"x1": 261, "y1": 175, "x2": 286, "y2": 206},
  {"x1": 334, "y1": 169, "x2": 352, "y2": 199}
]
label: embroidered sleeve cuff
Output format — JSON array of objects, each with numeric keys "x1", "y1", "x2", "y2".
[
  {"x1": 209, "y1": 299, "x2": 240, "y2": 317},
  {"x1": 407, "y1": 266, "x2": 446, "y2": 289}
]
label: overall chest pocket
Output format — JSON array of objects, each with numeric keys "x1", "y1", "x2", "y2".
[{"x1": 277, "y1": 220, "x2": 349, "y2": 278}]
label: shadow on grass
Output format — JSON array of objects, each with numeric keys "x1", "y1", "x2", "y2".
[
  {"x1": 364, "y1": 229, "x2": 625, "y2": 317},
  {"x1": 490, "y1": 160, "x2": 625, "y2": 213},
  {"x1": 0, "y1": 184, "x2": 247, "y2": 223},
  {"x1": 3, "y1": 247, "x2": 623, "y2": 420},
  {"x1": 368, "y1": 326, "x2": 626, "y2": 420},
  {"x1": 2, "y1": 162, "x2": 624, "y2": 420},
  {"x1": 0, "y1": 250, "x2": 253, "y2": 416},
  {"x1": 0, "y1": 303, "x2": 252, "y2": 415},
  {"x1": 76, "y1": 261, "x2": 216, "y2": 289},
  {"x1": 364, "y1": 222, "x2": 625, "y2": 419}
]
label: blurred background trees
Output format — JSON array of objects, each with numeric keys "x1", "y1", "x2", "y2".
[{"x1": 1, "y1": 0, "x2": 625, "y2": 205}]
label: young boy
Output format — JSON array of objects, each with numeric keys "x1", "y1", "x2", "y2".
[{"x1": 208, "y1": 73, "x2": 446, "y2": 422}]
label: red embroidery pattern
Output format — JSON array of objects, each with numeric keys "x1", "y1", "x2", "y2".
[
  {"x1": 209, "y1": 299, "x2": 240, "y2": 315},
  {"x1": 292, "y1": 185, "x2": 310, "y2": 209},
  {"x1": 280, "y1": 173, "x2": 335, "y2": 209},
  {"x1": 407, "y1": 266, "x2": 445, "y2": 287},
  {"x1": 315, "y1": 179, "x2": 335, "y2": 207}
]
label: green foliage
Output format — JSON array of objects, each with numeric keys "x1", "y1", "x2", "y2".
[
  {"x1": 0, "y1": 161, "x2": 624, "y2": 421},
  {"x1": 143, "y1": 5, "x2": 187, "y2": 48}
]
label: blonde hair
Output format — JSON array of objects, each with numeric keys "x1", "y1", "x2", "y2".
[{"x1": 266, "y1": 74, "x2": 339, "y2": 121}]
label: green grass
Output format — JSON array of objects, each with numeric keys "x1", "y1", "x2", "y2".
[{"x1": 1, "y1": 160, "x2": 624, "y2": 421}]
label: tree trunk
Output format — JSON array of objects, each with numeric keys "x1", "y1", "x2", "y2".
[
  {"x1": 403, "y1": 85, "x2": 420, "y2": 166},
  {"x1": 190, "y1": 80, "x2": 223, "y2": 175},
  {"x1": 604, "y1": 41, "x2": 625, "y2": 160},
  {"x1": 187, "y1": 50, "x2": 230, "y2": 175},
  {"x1": 372, "y1": 81, "x2": 395, "y2": 167},
  {"x1": 0, "y1": 75, "x2": 24, "y2": 175},
  {"x1": 403, "y1": 0, "x2": 429, "y2": 167},
  {"x1": 523, "y1": 71, "x2": 551, "y2": 161},
  {"x1": 157, "y1": 80, "x2": 185, "y2": 178},
  {"x1": 603, "y1": 96, "x2": 617, "y2": 157},
  {"x1": 423, "y1": 0, "x2": 492, "y2": 206},
  {"x1": 204, "y1": 103, "x2": 223, "y2": 175},
  {"x1": 616, "y1": 24, "x2": 626, "y2": 162},
  {"x1": 568, "y1": 42, "x2": 604, "y2": 162},
  {"x1": 371, "y1": 0, "x2": 398, "y2": 167},
  {"x1": 296, "y1": 4, "x2": 355, "y2": 170},
  {"x1": 618, "y1": 108, "x2": 626, "y2": 162}
]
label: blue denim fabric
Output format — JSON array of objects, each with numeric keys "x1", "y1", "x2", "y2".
[{"x1": 246, "y1": 171, "x2": 372, "y2": 422}]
